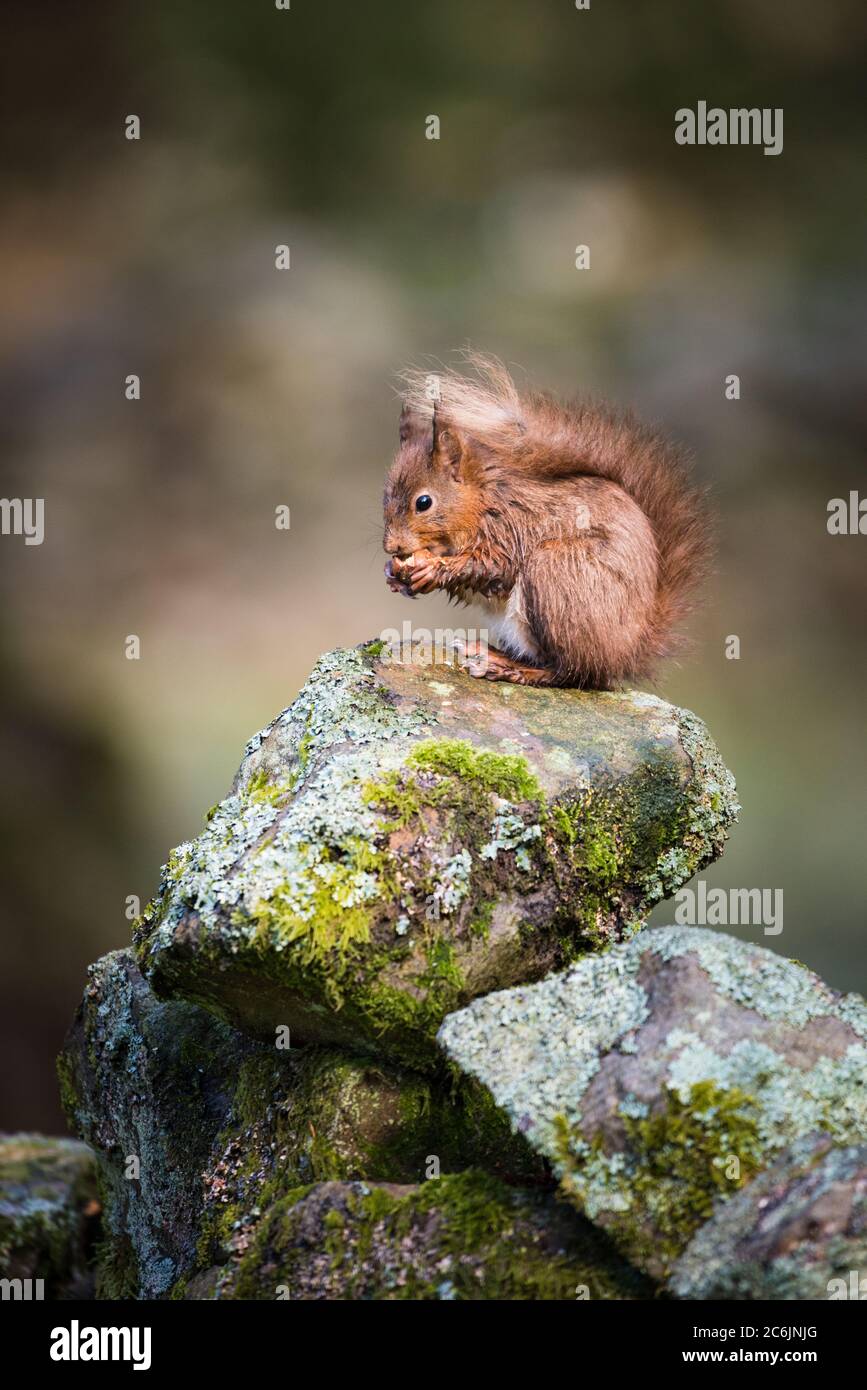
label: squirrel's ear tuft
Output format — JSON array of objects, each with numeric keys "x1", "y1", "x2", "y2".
[{"x1": 399, "y1": 353, "x2": 523, "y2": 454}]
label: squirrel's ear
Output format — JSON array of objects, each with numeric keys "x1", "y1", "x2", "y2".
[
  {"x1": 436, "y1": 426, "x2": 469, "y2": 480},
  {"x1": 437, "y1": 426, "x2": 485, "y2": 483}
]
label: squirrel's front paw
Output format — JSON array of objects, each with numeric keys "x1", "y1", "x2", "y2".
[
  {"x1": 406, "y1": 549, "x2": 443, "y2": 594},
  {"x1": 384, "y1": 556, "x2": 417, "y2": 598}
]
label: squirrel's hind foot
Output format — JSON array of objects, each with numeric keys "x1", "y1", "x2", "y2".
[{"x1": 462, "y1": 646, "x2": 558, "y2": 686}]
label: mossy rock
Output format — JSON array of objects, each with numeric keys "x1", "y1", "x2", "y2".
[
  {"x1": 670, "y1": 1135, "x2": 867, "y2": 1300},
  {"x1": 187, "y1": 1171, "x2": 655, "y2": 1301},
  {"x1": 0, "y1": 1133, "x2": 99, "y2": 1298},
  {"x1": 133, "y1": 642, "x2": 737, "y2": 1069},
  {"x1": 59, "y1": 950, "x2": 548, "y2": 1298},
  {"x1": 438, "y1": 926, "x2": 867, "y2": 1282}
]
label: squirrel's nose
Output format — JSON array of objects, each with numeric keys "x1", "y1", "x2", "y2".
[{"x1": 384, "y1": 530, "x2": 407, "y2": 556}]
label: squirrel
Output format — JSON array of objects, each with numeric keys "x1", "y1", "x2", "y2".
[{"x1": 383, "y1": 353, "x2": 712, "y2": 689}]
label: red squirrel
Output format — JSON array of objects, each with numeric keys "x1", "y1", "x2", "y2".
[{"x1": 383, "y1": 353, "x2": 711, "y2": 689}]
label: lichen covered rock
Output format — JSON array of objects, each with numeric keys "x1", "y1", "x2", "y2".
[
  {"x1": 59, "y1": 949, "x2": 257, "y2": 1297},
  {"x1": 133, "y1": 642, "x2": 737, "y2": 1069},
  {"x1": 189, "y1": 1171, "x2": 654, "y2": 1301},
  {"x1": 59, "y1": 949, "x2": 548, "y2": 1298},
  {"x1": 437, "y1": 926, "x2": 867, "y2": 1281},
  {"x1": 670, "y1": 1135, "x2": 867, "y2": 1300},
  {"x1": 0, "y1": 1133, "x2": 99, "y2": 1297}
]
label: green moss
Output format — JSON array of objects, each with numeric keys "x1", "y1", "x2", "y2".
[
  {"x1": 408, "y1": 740, "x2": 543, "y2": 802},
  {"x1": 360, "y1": 767, "x2": 429, "y2": 830},
  {"x1": 335, "y1": 934, "x2": 466, "y2": 1060},
  {"x1": 231, "y1": 1170, "x2": 652, "y2": 1300},
  {"x1": 95, "y1": 1231, "x2": 140, "y2": 1300},
  {"x1": 352, "y1": 969, "x2": 457, "y2": 1064},
  {"x1": 55, "y1": 1051, "x2": 79, "y2": 1130},
  {"x1": 420, "y1": 936, "x2": 463, "y2": 1003},
  {"x1": 543, "y1": 756, "x2": 690, "y2": 947},
  {"x1": 249, "y1": 867, "x2": 373, "y2": 968},
  {"x1": 549, "y1": 804, "x2": 576, "y2": 846},
  {"x1": 164, "y1": 845, "x2": 191, "y2": 884},
  {"x1": 296, "y1": 708, "x2": 315, "y2": 772},
  {"x1": 447, "y1": 1076, "x2": 550, "y2": 1186},
  {"x1": 554, "y1": 1080, "x2": 764, "y2": 1274},
  {"x1": 349, "y1": 934, "x2": 466, "y2": 1061},
  {"x1": 468, "y1": 898, "x2": 495, "y2": 940},
  {"x1": 360, "y1": 638, "x2": 387, "y2": 658},
  {"x1": 362, "y1": 738, "x2": 542, "y2": 829},
  {"x1": 245, "y1": 768, "x2": 296, "y2": 806}
]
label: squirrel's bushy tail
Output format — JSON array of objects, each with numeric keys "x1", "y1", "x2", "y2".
[{"x1": 400, "y1": 351, "x2": 713, "y2": 665}]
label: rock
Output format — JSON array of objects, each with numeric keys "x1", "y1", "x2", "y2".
[
  {"x1": 59, "y1": 950, "x2": 255, "y2": 1297},
  {"x1": 0, "y1": 1133, "x2": 99, "y2": 1298},
  {"x1": 670, "y1": 1134, "x2": 867, "y2": 1300},
  {"x1": 133, "y1": 642, "x2": 737, "y2": 1069},
  {"x1": 437, "y1": 926, "x2": 867, "y2": 1282},
  {"x1": 59, "y1": 949, "x2": 549, "y2": 1298},
  {"x1": 192, "y1": 1171, "x2": 654, "y2": 1301}
]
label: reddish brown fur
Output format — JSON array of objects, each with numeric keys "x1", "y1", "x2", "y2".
[{"x1": 382, "y1": 354, "x2": 712, "y2": 689}]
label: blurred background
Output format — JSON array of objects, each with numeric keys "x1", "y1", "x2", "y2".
[{"x1": 1, "y1": 0, "x2": 865, "y2": 1131}]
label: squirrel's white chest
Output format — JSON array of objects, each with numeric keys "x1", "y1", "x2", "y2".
[{"x1": 475, "y1": 582, "x2": 542, "y2": 663}]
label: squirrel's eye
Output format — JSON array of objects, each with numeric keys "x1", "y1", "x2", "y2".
[{"x1": 415, "y1": 494, "x2": 433, "y2": 512}]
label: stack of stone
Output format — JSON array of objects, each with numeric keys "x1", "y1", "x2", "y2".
[{"x1": 6, "y1": 642, "x2": 862, "y2": 1299}]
